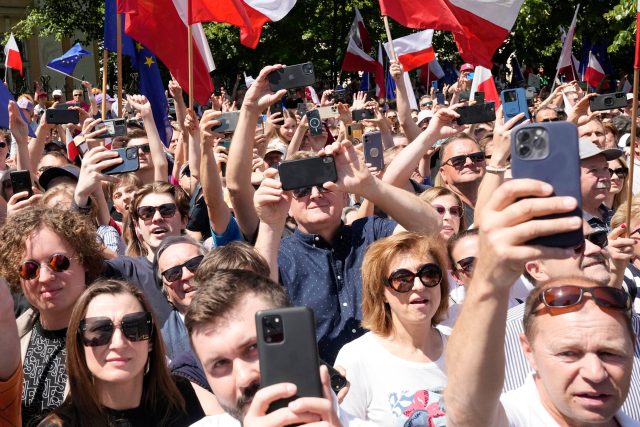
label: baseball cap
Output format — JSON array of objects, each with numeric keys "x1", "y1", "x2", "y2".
[
  {"x1": 265, "y1": 140, "x2": 287, "y2": 157},
  {"x1": 417, "y1": 110, "x2": 434, "y2": 125},
  {"x1": 39, "y1": 165, "x2": 80, "y2": 191},
  {"x1": 460, "y1": 63, "x2": 474, "y2": 72},
  {"x1": 578, "y1": 138, "x2": 623, "y2": 161},
  {"x1": 17, "y1": 98, "x2": 34, "y2": 112},
  {"x1": 95, "y1": 93, "x2": 115, "y2": 104},
  {"x1": 36, "y1": 91, "x2": 47, "y2": 99},
  {"x1": 52, "y1": 89, "x2": 63, "y2": 97}
]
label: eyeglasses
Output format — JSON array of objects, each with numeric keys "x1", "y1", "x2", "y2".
[
  {"x1": 573, "y1": 230, "x2": 609, "y2": 254},
  {"x1": 291, "y1": 185, "x2": 331, "y2": 199},
  {"x1": 443, "y1": 152, "x2": 485, "y2": 169},
  {"x1": 136, "y1": 203, "x2": 177, "y2": 221},
  {"x1": 540, "y1": 117, "x2": 560, "y2": 122},
  {"x1": 19, "y1": 253, "x2": 71, "y2": 280},
  {"x1": 431, "y1": 204, "x2": 463, "y2": 217},
  {"x1": 134, "y1": 143, "x2": 151, "y2": 153},
  {"x1": 386, "y1": 263, "x2": 443, "y2": 293},
  {"x1": 609, "y1": 167, "x2": 629, "y2": 178},
  {"x1": 161, "y1": 255, "x2": 204, "y2": 282},
  {"x1": 454, "y1": 256, "x2": 476, "y2": 275},
  {"x1": 79, "y1": 312, "x2": 153, "y2": 347},
  {"x1": 538, "y1": 285, "x2": 631, "y2": 311},
  {"x1": 420, "y1": 102, "x2": 433, "y2": 108},
  {"x1": 73, "y1": 93, "x2": 82, "y2": 97}
]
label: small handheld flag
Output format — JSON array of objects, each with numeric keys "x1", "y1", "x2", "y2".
[
  {"x1": 47, "y1": 43, "x2": 91, "y2": 79},
  {"x1": 4, "y1": 34, "x2": 23, "y2": 76}
]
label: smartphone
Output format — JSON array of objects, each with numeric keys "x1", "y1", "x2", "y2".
[
  {"x1": 474, "y1": 91, "x2": 485, "y2": 104},
  {"x1": 347, "y1": 123, "x2": 363, "y2": 145},
  {"x1": 306, "y1": 110, "x2": 323, "y2": 136},
  {"x1": 256, "y1": 307, "x2": 323, "y2": 413},
  {"x1": 213, "y1": 111, "x2": 240, "y2": 133},
  {"x1": 297, "y1": 102, "x2": 311, "y2": 116},
  {"x1": 219, "y1": 138, "x2": 232, "y2": 150},
  {"x1": 268, "y1": 62, "x2": 316, "y2": 92},
  {"x1": 53, "y1": 102, "x2": 80, "y2": 110},
  {"x1": 46, "y1": 108, "x2": 79, "y2": 125},
  {"x1": 319, "y1": 360, "x2": 348, "y2": 395},
  {"x1": 10, "y1": 170, "x2": 33, "y2": 197},
  {"x1": 278, "y1": 156, "x2": 337, "y2": 191},
  {"x1": 363, "y1": 131, "x2": 384, "y2": 171},
  {"x1": 352, "y1": 108, "x2": 375, "y2": 121},
  {"x1": 431, "y1": 81, "x2": 438, "y2": 91},
  {"x1": 455, "y1": 103, "x2": 496, "y2": 125},
  {"x1": 270, "y1": 99, "x2": 284, "y2": 113},
  {"x1": 459, "y1": 90, "x2": 470, "y2": 101},
  {"x1": 316, "y1": 105, "x2": 339, "y2": 120},
  {"x1": 332, "y1": 89, "x2": 346, "y2": 102},
  {"x1": 95, "y1": 118, "x2": 127, "y2": 139},
  {"x1": 590, "y1": 92, "x2": 627, "y2": 112},
  {"x1": 500, "y1": 88, "x2": 530, "y2": 123},
  {"x1": 102, "y1": 147, "x2": 140, "y2": 175},
  {"x1": 511, "y1": 122, "x2": 582, "y2": 248},
  {"x1": 436, "y1": 92, "x2": 445, "y2": 105}
]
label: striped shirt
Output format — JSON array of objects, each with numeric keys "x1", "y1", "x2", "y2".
[{"x1": 503, "y1": 305, "x2": 640, "y2": 420}]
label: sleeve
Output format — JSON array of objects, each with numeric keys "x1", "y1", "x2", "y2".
[
  {"x1": 97, "y1": 225, "x2": 126, "y2": 256},
  {"x1": 211, "y1": 216, "x2": 243, "y2": 247},
  {"x1": 371, "y1": 216, "x2": 398, "y2": 240},
  {"x1": 334, "y1": 343, "x2": 369, "y2": 421},
  {"x1": 0, "y1": 365, "x2": 22, "y2": 427}
]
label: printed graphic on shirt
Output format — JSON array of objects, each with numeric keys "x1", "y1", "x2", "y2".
[{"x1": 389, "y1": 389, "x2": 446, "y2": 427}]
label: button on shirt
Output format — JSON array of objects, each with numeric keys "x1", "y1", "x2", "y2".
[{"x1": 278, "y1": 217, "x2": 397, "y2": 364}]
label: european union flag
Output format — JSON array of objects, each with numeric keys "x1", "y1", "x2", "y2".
[
  {"x1": 104, "y1": 0, "x2": 136, "y2": 58},
  {"x1": 0, "y1": 83, "x2": 37, "y2": 137},
  {"x1": 46, "y1": 43, "x2": 91, "y2": 78},
  {"x1": 385, "y1": 70, "x2": 397, "y2": 100}
]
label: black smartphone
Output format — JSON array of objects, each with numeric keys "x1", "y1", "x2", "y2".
[
  {"x1": 590, "y1": 92, "x2": 627, "y2": 112},
  {"x1": 95, "y1": 118, "x2": 127, "y2": 138},
  {"x1": 459, "y1": 90, "x2": 470, "y2": 101},
  {"x1": 319, "y1": 360, "x2": 348, "y2": 395},
  {"x1": 511, "y1": 122, "x2": 583, "y2": 248},
  {"x1": 256, "y1": 307, "x2": 323, "y2": 413},
  {"x1": 363, "y1": 131, "x2": 384, "y2": 171},
  {"x1": 474, "y1": 91, "x2": 485, "y2": 104},
  {"x1": 306, "y1": 110, "x2": 323, "y2": 136},
  {"x1": 268, "y1": 62, "x2": 316, "y2": 92},
  {"x1": 53, "y1": 102, "x2": 80, "y2": 110},
  {"x1": 436, "y1": 93, "x2": 445, "y2": 105},
  {"x1": 213, "y1": 75, "x2": 222, "y2": 97},
  {"x1": 102, "y1": 147, "x2": 140, "y2": 175},
  {"x1": 455, "y1": 103, "x2": 496, "y2": 125},
  {"x1": 332, "y1": 89, "x2": 347, "y2": 102},
  {"x1": 347, "y1": 123, "x2": 363, "y2": 145},
  {"x1": 352, "y1": 108, "x2": 375, "y2": 121},
  {"x1": 296, "y1": 102, "x2": 310, "y2": 116},
  {"x1": 270, "y1": 99, "x2": 284, "y2": 113},
  {"x1": 278, "y1": 156, "x2": 338, "y2": 191},
  {"x1": 10, "y1": 170, "x2": 33, "y2": 197},
  {"x1": 46, "y1": 108, "x2": 80, "y2": 125},
  {"x1": 432, "y1": 81, "x2": 438, "y2": 91},
  {"x1": 213, "y1": 112, "x2": 240, "y2": 133}
]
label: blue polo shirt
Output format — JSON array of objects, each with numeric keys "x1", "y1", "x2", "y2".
[{"x1": 278, "y1": 216, "x2": 397, "y2": 364}]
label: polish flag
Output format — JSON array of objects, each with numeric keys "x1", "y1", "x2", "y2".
[
  {"x1": 383, "y1": 30, "x2": 435, "y2": 72},
  {"x1": 556, "y1": 5, "x2": 580, "y2": 82},
  {"x1": 351, "y1": 7, "x2": 372, "y2": 54},
  {"x1": 341, "y1": 8, "x2": 376, "y2": 72},
  {"x1": 3, "y1": 34, "x2": 22, "y2": 76},
  {"x1": 420, "y1": 58, "x2": 445, "y2": 87},
  {"x1": 470, "y1": 65, "x2": 501, "y2": 109},
  {"x1": 635, "y1": 0, "x2": 640, "y2": 69},
  {"x1": 375, "y1": 42, "x2": 386, "y2": 99},
  {"x1": 190, "y1": 0, "x2": 297, "y2": 49},
  {"x1": 378, "y1": 0, "x2": 524, "y2": 69},
  {"x1": 66, "y1": 128, "x2": 80, "y2": 162},
  {"x1": 585, "y1": 51, "x2": 606, "y2": 89}
]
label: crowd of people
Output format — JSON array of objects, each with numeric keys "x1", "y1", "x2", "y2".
[{"x1": 0, "y1": 56, "x2": 639, "y2": 427}]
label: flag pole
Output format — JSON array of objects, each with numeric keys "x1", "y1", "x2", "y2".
[
  {"x1": 102, "y1": 49, "x2": 109, "y2": 119},
  {"x1": 625, "y1": 69, "x2": 638, "y2": 237},
  {"x1": 382, "y1": 16, "x2": 397, "y2": 61},
  {"x1": 187, "y1": 0, "x2": 194, "y2": 110},
  {"x1": 116, "y1": 13, "x2": 123, "y2": 117},
  {"x1": 45, "y1": 67, "x2": 85, "y2": 83}
]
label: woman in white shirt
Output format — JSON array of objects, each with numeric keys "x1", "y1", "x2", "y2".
[{"x1": 335, "y1": 232, "x2": 450, "y2": 426}]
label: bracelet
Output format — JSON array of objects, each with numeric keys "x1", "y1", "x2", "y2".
[{"x1": 486, "y1": 165, "x2": 508, "y2": 173}]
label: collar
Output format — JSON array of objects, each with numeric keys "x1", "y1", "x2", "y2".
[{"x1": 293, "y1": 222, "x2": 350, "y2": 248}]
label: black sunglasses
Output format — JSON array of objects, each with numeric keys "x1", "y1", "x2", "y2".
[
  {"x1": 540, "y1": 117, "x2": 560, "y2": 122},
  {"x1": 443, "y1": 152, "x2": 485, "y2": 169},
  {"x1": 454, "y1": 256, "x2": 476, "y2": 275},
  {"x1": 539, "y1": 285, "x2": 630, "y2": 311},
  {"x1": 386, "y1": 263, "x2": 443, "y2": 293},
  {"x1": 134, "y1": 143, "x2": 151, "y2": 153},
  {"x1": 79, "y1": 312, "x2": 153, "y2": 347},
  {"x1": 136, "y1": 203, "x2": 177, "y2": 221},
  {"x1": 573, "y1": 230, "x2": 608, "y2": 254},
  {"x1": 19, "y1": 253, "x2": 71, "y2": 280},
  {"x1": 161, "y1": 255, "x2": 204, "y2": 282},
  {"x1": 609, "y1": 167, "x2": 629, "y2": 178},
  {"x1": 291, "y1": 185, "x2": 331, "y2": 199}
]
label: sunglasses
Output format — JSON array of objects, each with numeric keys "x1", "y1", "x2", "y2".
[
  {"x1": 609, "y1": 167, "x2": 629, "y2": 178},
  {"x1": 135, "y1": 143, "x2": 151, "y2": 153},
  {"x1": 386, "y1": 263, "x2": 443, "y2": 293},
  {"x1": 454, "y1": 256, "x2": 476, "y2": 275},
  {"x1": 136, "y1": 203, "x2": 177, "y2": 221},
  {"x1": 443, "y1": 152, "x2": 485, "y2": 169},
  {"x1": 573, "y1": 230, "x2": 609, "y2": 254},
  {"x1": 161, "y1": 255, "x2": 204, "y2": 282},
  {"x1": 420, "y1": 102, "x2": 433, "y2": 107},
  {"x1": 79, "y1": 312, "x2": 153, "y2": 347},
  {"x1": 431, "y1": 204, "x2": 463, "y2": 217},
  {"x1": 540, "y1": 117, "x2": 560, "y2": 122},
  {"x1": 538, "y1": 285, "x2": 630, "y2": 311},
  {"x1": 291, "y1": 185, "x2": 331, "y2": 199},
  {"x1": 19, "y1": 253, "x2": 71, "y2": 280}
]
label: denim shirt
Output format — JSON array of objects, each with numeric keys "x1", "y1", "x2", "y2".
[{"x1": 278, "y1": 216, "x2": 397, "y2": 364}]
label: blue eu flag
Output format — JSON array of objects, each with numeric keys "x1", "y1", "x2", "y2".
[
  {"x1": 46, "y1": 43, "x2": 91, "y2": 78},
  {"x1": 0, "y1": 83, "x2": 36, "y2": 137}
]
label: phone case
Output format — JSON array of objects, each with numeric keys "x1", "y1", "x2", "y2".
[
  {"x1": 511, "y1": 122, "x2": 583, "y2": 248},
  {"x1": 317, "y1": 105, "x2": 339, "y2": 120},
  {"x1": 455, "y1": 103, "x2": 496, "y2": 125},
  {"x1": 278, "y1": 156, "x2": 338, "y2": 191},
  {"x1": 268, "y1": 63, "x2": 316, "y2": 92},
  {"x1": 306, "y1": 110, "x2": 323, "y2": 136},
  {"x1": 213, "y1": 112, "x2": 240, "y2": 133},
  {"x1": 347, "y1": 124, "x2": 363, "y2": 145},
  {"x1": 103, "y1": 147, "x2": 140, "y2": 175},
  {"x1": 46, "y1": 108, "x2": 80, "y2": 125},
  {"x1": 501, "y1": 88, "x2": 530, "y2": 122},
  {"x1": 10, "y1": 170, "x2": 33, "y2": 197},
  {"x1": 590, "y1": 92, "x2": 627, "y2": 112},
  {"x1": 363, "y1": 132, "x2": 385, "y2": 171},
  {"x1": 351, "y1": 108, "x2": 375, "y2": 121},
  {"x1": 96, "y1": 118, "x2": 127, "y2": 138},
  {"x1": 256, "y1": 307, "x2": 323, "y2": 413}
]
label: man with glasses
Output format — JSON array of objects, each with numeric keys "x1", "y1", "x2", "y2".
[
  {"x1": 534, "y1": 107, "x2": 559, "y2": 123},
  {"x1": 445, "y1": 178, "x2": 640, "y2": 425}
]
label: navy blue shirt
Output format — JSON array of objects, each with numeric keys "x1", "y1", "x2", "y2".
[{"x1": 278, "y1": 216, "x2": 397, "y2": 364}]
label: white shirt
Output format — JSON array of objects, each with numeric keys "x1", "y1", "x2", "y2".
[{"x1": 190, "y1": 413, "x2": 240, "y2": 427}]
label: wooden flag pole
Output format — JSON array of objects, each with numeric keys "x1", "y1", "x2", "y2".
[
  {"x1": 102, "y1": 49, "x2": 109, "y2": 120},
  {"x1": 625, "y1": 68, "x2": 639, "y2": 237},
  {"x1": 116, "y1": 13, "x2": 123, "y2": 117},
  {"x1": 382, "y1": 16, "x2": 397, "y2": 61},
  {"x1": 187, "y1": 0, "x2": 194, "y2": 110}
]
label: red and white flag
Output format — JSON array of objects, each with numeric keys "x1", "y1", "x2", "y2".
[
  {"x1": 378, "y1": 0, "x2": 524, "y2": 69},
  {"x1": 420, "y1": 58, "x2": 445, "y2": 87},
  {"x1": 636, "y1": 0, "x2": 640, "y2": 69},
  {"x1": 585, "y1": 51, "x2": 606, "y2": 89},
  {"x1": 383, "y1": 30, "x2": 435, "y2": 72},
  {"x1": 65, "y1": 128, "x2": 80, "y2": 162},
  {"x1": 470, "y1": 65, "x2": 501, "y2": 109},
  {"x1": 555, "y1": 5, "x2": 580, "y2": 82},
  {"x1": 341, "y1": 7, "x2": 376, "y2": 72},
  {"x1": 3, "y1": 34, "x2": 22, "y2": 76},
  {"x1": 375, "y1": 42, "x2": 386, "y2": 99},
  {"x1": 190, "y1": 0, "x2": 297, "y2": 49}
]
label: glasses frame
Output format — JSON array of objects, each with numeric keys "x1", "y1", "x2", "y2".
[
  {"x1": 291, "y1": 185, "x2": 331, "y2": 199},
  {"x1": 608, "y1": 167, "x2": 629, "y2": 179},
  {"x1": 454, "y1": 256, "x2": 476, "y2": 276},
  {"x1": 443, "y1": 152, "x2": 486, "y2": 169},
  {"x1": 136, "y1": 203, "x2": 178, "y2": 221},
  {"x1": 538, "y1": 285, "x2": 631, "y2": 311},
  {"x1": 431, "y1": 204, "x2": 463, "y2": 218},
  {"x1": 79, "y1": 311, "x2": 153, "y2": 347},
  {"x1": 19, "y1": 253, "x2": 71, "y2": 280},
  {"x1": 161, "y1": 255, "x2": 204, "y2": 282},
  {"x1": 386, "y1": 263, "x2": 443, "y2": 293}
]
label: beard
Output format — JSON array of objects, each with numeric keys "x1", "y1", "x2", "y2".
[{"x1": 223, "y1": 382, "x2": 260, "y2": 423}]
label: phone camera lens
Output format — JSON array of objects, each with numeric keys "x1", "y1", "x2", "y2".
[
  {"x1": 517, "y1": 141, "x2": 532, "y2": 158},
  {"x1": 518, "y1": 132, "x2": 530, "y2": 143},
  {"x1": 604, "y1": 97, "x2": 613, "y2": 106},
  {"x1": 302, "y1": 63, "x2": 313, "y2": 74}
]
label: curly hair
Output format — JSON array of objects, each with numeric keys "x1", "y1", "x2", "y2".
[{"x1": 0, "y1": 207, "x2": 104, "y2": 291}]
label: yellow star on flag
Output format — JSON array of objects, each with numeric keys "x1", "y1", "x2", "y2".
[
  {"x1": 144, "y1": 56, "x2": 155, "y2": 68},
  {"x1": 136, "y1": 42, "x2": 143, "y2": 52}
]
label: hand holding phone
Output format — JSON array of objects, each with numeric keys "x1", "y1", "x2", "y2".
[
  {"x1": 10, "y1": 170, "x2": 33, "y2": 198},
  {"x1": 278, "y1": 156, "x2": 337, "y2": 191},
  {"x1": 268, "y1": 62, "x2": 316, "y2": 92}
]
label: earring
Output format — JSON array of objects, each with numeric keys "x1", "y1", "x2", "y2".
[{"x1": 144, "y1": 357, "x2": 150, "y2": 375}]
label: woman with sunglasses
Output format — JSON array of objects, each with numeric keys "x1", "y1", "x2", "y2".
[
  {"x1": 604, "y1": 157, "x2": 629, "y2": 212},
  {"x1": 39, "y1": 279, "x2": 205, "y2": 426},
  {"x1": 335, "y1": 232, "x2": 450, "y2": 425},
  {"x1": 419, "y1": 186, "x2": 467, "y2": 240}
]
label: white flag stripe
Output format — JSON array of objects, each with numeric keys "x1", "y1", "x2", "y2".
[
  {"x1": 448, "y1": 0, "x2": 524, "y2": 30},
  {"x1": 172, "y1": 0, "x2": 216, "y2": 71},
  {"x1": 383, "y1": 30, "x2": 433, "y2": 57},
  {"x1": 245, "y1": 0, "x2": 297, "y2": 21}
]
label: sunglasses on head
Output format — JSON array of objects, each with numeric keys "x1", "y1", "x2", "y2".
[
  {"x1": 443, "y1": 152, "x2": 485, "y2": 169},
  {"x1": 609, "y1": 167, "x2": 629, "y2": 178},
  {"x1": 431, "y1": 204, "x2": 463, "y2": 218},
  {"x1": 136, "y1": 203, "x2": 177, "y2": 221},
  {"x1": 455, "y1": 256, "x2": 476, "y2": 275},
  {"x1": 538, "y1": 285, "x2": 630, "y2": 311},
  {"x1": 291, "y1": 185, "x2": 330, "y2": 199},
  {"x1": 19, "y1": 254, "x2": 71, "y2": 280},
  {"x1": 386, "y1": 263, "x2": 443, "y2": 293},
  {"x1": 161, "y1": 255, "x2": 204, "y2": 282},
  {"x1": 79, "y1": 312, "x2": 153, "y2": 347}
]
